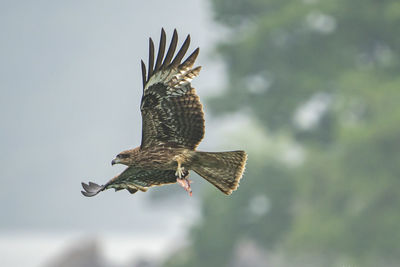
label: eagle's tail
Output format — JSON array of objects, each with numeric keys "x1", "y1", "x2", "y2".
[{"x1": 192, "y1": 151, "x2": 247, "y2": 195}]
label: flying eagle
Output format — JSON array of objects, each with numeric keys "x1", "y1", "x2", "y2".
[{"x1": 81, "y1": 29, "x2": 247, "y2": 197}]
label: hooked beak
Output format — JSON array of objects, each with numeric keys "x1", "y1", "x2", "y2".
[{"x1": 111, "y1": 158, "x2": 120, "y2": 166}]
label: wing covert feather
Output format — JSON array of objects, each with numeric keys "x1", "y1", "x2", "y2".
[{"x1": 110, "y1": 167, "x2": 178, "y2": 188}]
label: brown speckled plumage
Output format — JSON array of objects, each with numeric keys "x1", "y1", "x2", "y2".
[{"x1": 81, "y1": 29, "x2": 247, "y2": 197}]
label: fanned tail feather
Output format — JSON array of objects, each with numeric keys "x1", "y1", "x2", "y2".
[{"x1": 192, "y1": 151, "x2": 247, "y2": 195}]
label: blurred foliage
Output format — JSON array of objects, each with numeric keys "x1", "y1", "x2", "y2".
[
  {"x1": 164, "y1": 160, "x2": 295, "y2": 267},
  {"x1": 164, "y1": 0, "x2": 400, "y2": 266}
]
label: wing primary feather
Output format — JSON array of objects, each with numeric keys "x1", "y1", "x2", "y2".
[
  {"x1": 88, "y1": 181, "x2": 103, "y2": 191},
  {"x1": 179, "y1": 47, "x2": 199, "y2": 69},
  {"x1": 154, "y1": 28, "x2": 166, "y2": 72},
  {"x1": 147, "y1": 38, "x2": 155, "y2": 80},
  {"x1": 81, "y1": 182, "x2": 105, "y2": 197},
  {"x1": 81, "y1": 190, "x2": 94, "y2": 197},
  {"x1": 170, "y1": 34, "x2": 190, "y2": 67},
  {"x1": 81, "y1": 182, "x2": 92, "y2": 192},
  {"x1": 161, "y1": 29, "x2": 178, "y2": 69},
  {"x1": 191, "y1": 66, "x2": 202, "y2": 76},
  {"x1": 141, "y1": 60, "x2": 146, "y2": 89}
]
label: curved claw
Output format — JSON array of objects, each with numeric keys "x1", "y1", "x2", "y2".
[{"x1": 81, "y1": 182, "x2": 105, "y2": 197}]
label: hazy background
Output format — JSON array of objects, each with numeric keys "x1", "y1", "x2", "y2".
[
  {"x1": 1, "y1": 0, "x2": 228, "y2": 266},
  {"x1": 2, "y1": 0, "x2": 400, "y2": 267}
]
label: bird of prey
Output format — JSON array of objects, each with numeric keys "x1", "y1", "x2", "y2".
[{"x1": 81, "y1": 29, "x2": 247, "y2": 197}]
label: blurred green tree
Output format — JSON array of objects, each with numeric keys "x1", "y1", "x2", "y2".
[{"x1": 164, "y1": 0, "x2": 400, "y2": 266}]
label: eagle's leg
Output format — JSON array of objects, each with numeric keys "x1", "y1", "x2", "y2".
[
  {"x1": 175, "y1": 157, "x2": 192, "y2": 196},
  {"x1": 175, "y1": 163, "x2": 184, "y2": 178},
  {"x1": 174, "y1": 155, "x2": 186, "y2": 178}
]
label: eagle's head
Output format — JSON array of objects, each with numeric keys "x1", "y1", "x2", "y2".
[
  {"x1": 111, "y1": 152, "x2": 130, "y2": 166},
  {"x1": 111, "y1": 147, "x2": 139, "y2": 166}
]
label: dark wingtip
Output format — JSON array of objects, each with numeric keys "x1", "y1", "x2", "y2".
[
  {"x1": 81, "y1": 181, "x2": 105, "y2": 197},
  {"x1": 170, "y1": 34, "x2": 191, "y2": 67},
  {"x1": 81, "y1": 190, "x2": 95, "y2": 197},
  {"x1": 179, "y1": 47, "x2": 200, "y2": 69},
  {"x1": 147, "y1": 38, "x2": 155, "y2": 80},
  {"x1": 161, "y1": 29, "x2": 178, "y2": 69},
  {"x1": 141, "y1": 59, "x2": 147, "y2": 89},
  {"x1": 154, "y1": 28, "x2": 166, "y2": 72}
]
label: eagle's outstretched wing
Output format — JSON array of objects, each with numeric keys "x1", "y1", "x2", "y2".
[
  {"x1": 140, "y1": 29, "x2": 205, "y2": 150},
  {"x1": 81, "y1": 167, "x2": 188, "y2": 197}
]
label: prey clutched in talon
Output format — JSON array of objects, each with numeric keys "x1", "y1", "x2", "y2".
[
  {"x1": 175, "y1": 161, "x2": 192, "y2": 196},
  {"x1": 177, "y1": 177, "x2": 193, "y2": 196}
]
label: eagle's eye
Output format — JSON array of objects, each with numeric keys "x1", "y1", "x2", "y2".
[{"x1": 118, "y1": 154, "x2": 129, "y2": 159}]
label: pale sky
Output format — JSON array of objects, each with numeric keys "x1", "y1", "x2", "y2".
[
  {"x1": 0, "y1": 0, "x2": 229, "y2": 232},
  {"x1": 0, "y1": 0, "x2": 232, "y2": 266}
]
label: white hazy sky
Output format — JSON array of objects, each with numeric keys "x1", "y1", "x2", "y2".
[
  {"x1": 0, "y1": 0, "x2": 226, "y2": 231},
  {"x1": 0, "y1": 0, "x2": 234, "y2": 266}
]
